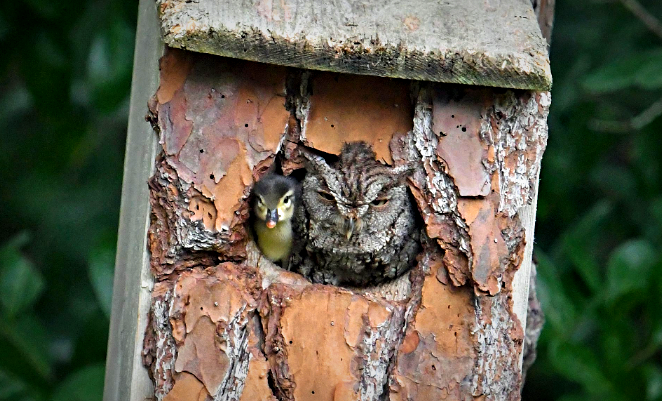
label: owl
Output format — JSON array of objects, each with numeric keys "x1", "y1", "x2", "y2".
[{"x1": 293, "y1": 141, "x2": 420, "y2": 287}]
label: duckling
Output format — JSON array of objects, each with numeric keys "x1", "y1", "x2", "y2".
[{"x1": 251, "y1": 174, "x2": 300, "y2": 267}]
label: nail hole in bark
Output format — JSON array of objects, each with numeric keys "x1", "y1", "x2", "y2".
[
  {"x1": 208, "y1": 213, "x2": 213, "y2": 219},
  {"x1": 312, "y1": 391, "x2": 315, "y2": 394},
  {"x1": 245, "y1": 123, "x2": 249, "y2": 127},
  {"x1": 221, "y1": 94, "x2": 225, "y2": 98},
  {"x1": 462, "y1": 127, "x2": 467, "y2": 132},
  {"x1": 199, "y1": 149, "x2": 204, "y2": 153},
  {"x1": 289, "y1": 340, "x2": 293, "y2": 344},
  {"x1": 451, "y1": 114, "x2": 455, "y2": 118},
  {"x1": 196, "y1": 205, "x2": 199, "y2": 210},
  {"x1": 210, "y1": 174, "x2": 215, "y2": 180},
  {"x1": 330, "y1": 124, "x2": 334, "y2": 128},
  {"x1": 432, "y1": 365, "x2": 436, "y2": 370}
]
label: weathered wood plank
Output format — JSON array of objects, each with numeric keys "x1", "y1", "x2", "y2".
[
  {"x1": 102, "y1": 0, "x2": 162, "y2": 400},
  {"x1": 156, "y1": 0, "x2": 552, "y2": 90}
]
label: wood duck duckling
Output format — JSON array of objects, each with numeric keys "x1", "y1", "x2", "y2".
[{"x1": 251, "y1": 174, "x2": 300, "y2": 267}]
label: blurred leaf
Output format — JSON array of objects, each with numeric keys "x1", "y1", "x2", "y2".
[
  {"x1": 86, "y1": 19, "x2": 134, "y2": 112},
  {"x1": 88, "y1": 248, "x2": 114, "y2": 319},
  {"x1": 652, "y1": 319, "x2": 662, "y2": 348},
  {"x1": 643, "y1": 364, "x2": 662, "y2": 401},
  {"x1": 549, "y1": 338, "x2": 613, "y2": 396},
  {"x1": 51, "y1": 364, "x2": 104, "y2": 401},
  {"x1": 535, "y1": 251, "x2": 577, "y2": 337},
  {"x1": 34, "y1": 32, "x2": 67, "y2": 69},
  {"x1": 22, "y1": 0, "x2": 58, "y2": 20},
  {"x1": 590, "y1": 164, "x2": 637, "y2": 201},
  {"x1": 583, "y1": 49, "x2": 662, "y2": 93},
  {"x1": 583, "y1": 56, "x2": 644, "y2": 94},
  {"x1": 606, "y1": 239, "x2": 657, "y2": 301},
  {"x1": 562, "y1": 201, "x2": 613, "y2": 293},
  {"x1": 87, "y1": 35, "x2": 111, "y2": 86},
  {"x1": 635, "y1": 50, "x2": 662, "y2": 90},
  {"x1": 0, "y1": 315, "x2": 52, "y2": 382},
  {"x1": 0, "y1": 370, "x2": 29, "y2": 400},
  {"x1": 0, "y1": 82, "x2": 33, "y2": 126},
  {"x1": 0, "y1": 12, "x2": 8, "y2": 41},
  {"x1": 644, "y1": 197, "x2": 662, "y2": 244},
  {"x1": 0, "y1": 237, "x2": 44, "y2": 318},
  {"x1": 0, "y1": 0, "x2": 135, "y2": 399}
]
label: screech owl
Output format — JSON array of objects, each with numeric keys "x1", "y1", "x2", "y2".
[{"x1": 292, "y1": 141, "x2": 421, "y2": 287}]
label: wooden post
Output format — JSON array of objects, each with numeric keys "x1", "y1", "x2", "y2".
[
  {"x1": 103, "y1": 0, "x2": 162, "y2": 400},
  {"x1": 105, "y1": 1, "x2": 552, "y2": 400}
]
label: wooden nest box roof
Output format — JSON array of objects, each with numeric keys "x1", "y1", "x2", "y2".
[{"x1": 156, "y1": 0, "x2": 551, "y2": 90}]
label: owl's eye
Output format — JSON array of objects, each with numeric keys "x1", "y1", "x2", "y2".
[
  {"x1": 317, "y1": 191, "x2": 335, "y2": 202},
  {"x1": 371, "y1": 198, "x2": 389, "y2": 207}
]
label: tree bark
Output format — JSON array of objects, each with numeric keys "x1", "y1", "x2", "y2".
[
  {"x1": 531, "y1": 0, "x2": 556, "y2": 44},
  {"x1": 141, "y1": 48, "x2": 550, "y2": 401}
]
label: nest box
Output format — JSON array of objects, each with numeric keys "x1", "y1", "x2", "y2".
[{"x1": 104, "y1": 0, "x2": 553, "y2": 400}]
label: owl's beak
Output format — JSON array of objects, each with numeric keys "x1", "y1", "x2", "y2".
[
  {"x1": 344, "y1": 218, "x2": 355, "y2": 240},
  {"x1": 265, "y1": 209, "x2": 278, "y2": 229}
]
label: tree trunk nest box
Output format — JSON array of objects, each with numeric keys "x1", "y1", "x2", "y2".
[{"x1": 132, "y1": 1, "x2": 552, "y2": 400}]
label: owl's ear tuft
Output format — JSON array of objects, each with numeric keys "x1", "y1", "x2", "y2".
[{"x1": 299, "y1": 148, "x2": 332, "y2": 174}]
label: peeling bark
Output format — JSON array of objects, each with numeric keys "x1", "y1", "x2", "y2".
[
  {"x1": 143, "y1": 283, "x2": 178, "y2": 400},
  {"x1": 472, "y1": 294, "x2": 523, "y2": 400},
  {"x1": 143, "y1": 49, "x2": 549, "y2": 401}
]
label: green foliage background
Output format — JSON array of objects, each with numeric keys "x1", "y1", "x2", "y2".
[{"x1": 0, "y1": 0, "x2": 660, "y2": 399}]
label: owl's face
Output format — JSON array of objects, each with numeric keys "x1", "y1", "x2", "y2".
[{"x1": 302, "y1": 142, "x2": 412, "y2": 252}]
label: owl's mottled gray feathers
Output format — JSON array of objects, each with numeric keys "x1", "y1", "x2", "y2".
[{"x1": 292, "y1": 141, "x2": 420, "y2": 287}]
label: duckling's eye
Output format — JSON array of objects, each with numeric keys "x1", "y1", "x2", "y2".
[
  {"x1": 371, "y1": 198, "x2": 389, "y2": 207},
  {"x1": 256, "y1": 197, "x2": 265, "y2": 207},
  {"x1": 283, "y1": 195, "x2": 291, "y2": 206},
  {"x1": 318, "y1": 191, "x2": 335, "y2": 202}
]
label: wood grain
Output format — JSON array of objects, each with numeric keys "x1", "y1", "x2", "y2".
[
  {"x1": 102, "y1": 0, "x2": 161, "y2": 400},
  {"x1": 156, "y1": 0, "x2": 552, "y2": 90}
]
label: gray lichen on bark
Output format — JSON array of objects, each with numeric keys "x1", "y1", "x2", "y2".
[
  {"x1": 142, "y1": 286, "x2": 177, "y2": 401},
  {"x1": 482, "y1": 92, "x2": 551, "y2": 217}
]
